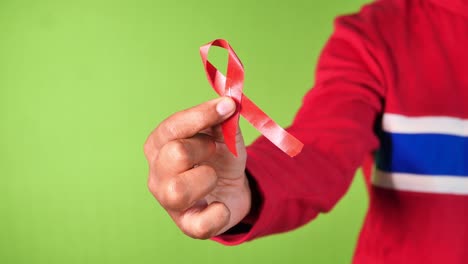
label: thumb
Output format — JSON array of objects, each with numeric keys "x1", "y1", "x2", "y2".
[
  {"x1": 176, "y1": 201, "x2": 231, "y2": 239},
  {"x1": 215, "y1": 97, "x2": 237, "y2": 118},
  {"x1": 150, "y1": 97, "x2": 236, "y2": 149}
]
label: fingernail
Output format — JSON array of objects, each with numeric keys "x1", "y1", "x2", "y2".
[{"x1": 216, "y1": 98, "x2": 236, "y2": 116}]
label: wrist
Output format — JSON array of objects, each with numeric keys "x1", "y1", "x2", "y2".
[{"x1": 240, "y1": 170, "x2": 261, "y2": 225}]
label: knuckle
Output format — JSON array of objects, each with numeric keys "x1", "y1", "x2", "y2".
[
  {"x1": 164, "y1": 140, "x2": 191, "y2": 164},
  {"x1": 147, "y1": 177, "x2": 158, "y2": 196},
  {"x1": 183, "y1": 219, "x2": 212, "y2": 240},
  {"x1": 143, "y1": 137, "x2": 154, "y2": 158},
  {"x1": 196, "y1": 165, "x2": 217, "y2": 186},
  {"x1": 217, "y1": 206, "x2": 231, "y2": 226},
  {"x1": 202, "y1": 165, "x2": 217, "y2": 178},
  {"x1": 161, "y1": 177, "x2": 190, "y2": 210},
  {"x1": 191, "y1": 219, "x2": 213, "y2": 239}
]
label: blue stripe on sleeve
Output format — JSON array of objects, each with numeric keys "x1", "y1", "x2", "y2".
[{"x1": 376, "y1": 132, "x2": 468, "y2": 176}]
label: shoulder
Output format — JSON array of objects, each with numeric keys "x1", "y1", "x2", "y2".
[{"x1": 333, "y1": 0, "x2": 404, "y2": 40}]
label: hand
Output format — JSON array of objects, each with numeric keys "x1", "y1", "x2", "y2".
[{"x1": 144, "y1": 97, "x2": 251, "y2": 239}]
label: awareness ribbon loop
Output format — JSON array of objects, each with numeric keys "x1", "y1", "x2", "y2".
[{"x1": 200, "y1": 39, "x2": 303, "y2": 157}]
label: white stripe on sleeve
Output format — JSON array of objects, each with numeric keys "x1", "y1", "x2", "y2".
[
  {"x1": 373, "y1": 170, "x2": 468, "y2": 195},
  {"x1": 383, "y1": 114, "x2": 468, "y2": 137}
]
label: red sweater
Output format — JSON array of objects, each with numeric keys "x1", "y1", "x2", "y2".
[{"x1": 214, "y1": 0, "x2": 468, "y2": 263}]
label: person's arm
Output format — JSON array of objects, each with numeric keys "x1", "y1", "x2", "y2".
[{"x1": 213, "y1": 5, "x2": 387, "y2": 245}]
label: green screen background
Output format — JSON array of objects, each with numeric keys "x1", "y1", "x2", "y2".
[{"x1": 0, "y1": 0, "x2": 372, "y2": 263}]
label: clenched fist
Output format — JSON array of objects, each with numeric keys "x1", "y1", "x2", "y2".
[{"x1": 144, "y1": 97, "x2": 252, "y2": 239}]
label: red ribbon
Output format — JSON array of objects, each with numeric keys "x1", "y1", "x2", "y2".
[{"x1": 200, "y1": 39, "x2": 303, "y2": 157}]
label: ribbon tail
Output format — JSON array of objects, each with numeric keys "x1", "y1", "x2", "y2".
[{"x1": 240, "y1": 95, "x2": 303, "y2": 157}]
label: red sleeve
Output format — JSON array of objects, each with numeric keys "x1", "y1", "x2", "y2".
[{"x1": 213, "y1": 5, "x2": 387, "y2": 245}]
